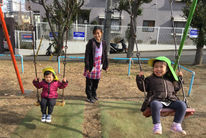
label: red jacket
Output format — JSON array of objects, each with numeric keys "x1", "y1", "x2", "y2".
[{"x1": 33, "y1": 79, "x2": 68, "y2": 98}]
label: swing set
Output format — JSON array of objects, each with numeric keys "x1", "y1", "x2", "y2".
[
  {"x1": 25, "y1": 2, "x2": 69, "y2": 107},
  {"x1": 128, "y1": 0, "x2": 196, "y2": 117},
  {"x1": 0, "y1": 0, "x2": 197, "y2": 116}
]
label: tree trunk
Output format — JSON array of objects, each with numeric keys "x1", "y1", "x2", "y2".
[
  {"x1": 104, "y1": 0, "x2": 112, "y2": 55},
  {"x1": 193, "y1": 29, "x2": 204, "y2": 65},
  {"x1": 194, "y1": 46, "x2": 204, "y2": 65},
  {"x1": 56, "y1": 36, "x2": 64, "y2": 56},
  {"x1": 127, "y1": 16, "x2": 136, "y2": 58}
]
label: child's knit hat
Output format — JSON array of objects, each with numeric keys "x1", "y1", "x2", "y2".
[
  {"x1": 42, "y1": 67, "x2": 59, "y2": 80},
  {"x1": 148, "y1": 56, "x2": 178, "y2": 81}
]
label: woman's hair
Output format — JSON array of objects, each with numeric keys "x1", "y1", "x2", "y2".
[
  {"x1": 93, "y1": 26, "x2": 103, "y2": 34},
  {"x1": 44, "y1": 71, "x2": 55, "y2": 78}
]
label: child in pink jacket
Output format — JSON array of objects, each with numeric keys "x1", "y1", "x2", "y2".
[{"x1": 33, "y1": 67, "x2": 68, "y2": 123}]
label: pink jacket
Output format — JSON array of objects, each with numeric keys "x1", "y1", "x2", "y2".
[{"x1": 33, "y1": 79, "x2": 68, "y2": 98}]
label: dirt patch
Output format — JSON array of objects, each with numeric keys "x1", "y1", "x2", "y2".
[{"x1": 83, "y1": 102, "x2": 102, "y2": 138}]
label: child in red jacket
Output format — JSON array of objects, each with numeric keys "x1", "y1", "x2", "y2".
[{"x1": 33, "y1": 67, "x2": 68, "y2": 123}]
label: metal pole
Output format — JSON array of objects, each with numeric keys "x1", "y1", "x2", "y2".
[
  {"x1": 173, "y1": 0, "x2": 198, "y2": 71},
  {"x1": 0, "y1": 7, "x2": 24, "y2": 94}
]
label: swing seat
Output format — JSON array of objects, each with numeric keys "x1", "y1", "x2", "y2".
[
  {"x1": 56, "y1": 101, "x2": 65, "y2": 106},
  {"x1": 34, "y1": 101, "x2": 65, "y2": 107},
  {"x1": 143, "y1": 107, "x2": 195, "y2": 117}
]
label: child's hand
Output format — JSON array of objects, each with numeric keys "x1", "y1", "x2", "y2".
[
  {"x1": 139, "y1": 71, "x2": 144, "y2": 77},
  {"x1": 62, "y1": 77, "x2": 67, "y2": 82},
  {"x1": 34, "y1": 78, "x2": 39, "y2": 81},
  {"x1": 178, "y1": 71, "x2": 183, "y2": 77}
]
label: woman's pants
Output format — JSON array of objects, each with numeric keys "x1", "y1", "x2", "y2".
[
  {"x1": 150, "y1": 100, "x2": 187, "y2": 124},
  {"x1": 85, "y1": 78, "x2": 100, "y2": 99}
]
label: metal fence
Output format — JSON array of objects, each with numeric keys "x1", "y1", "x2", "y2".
[
  {"x1": 36, "y1": 22, "x2": 194, "y2": 45},
  {"x1": 15, "y1": 23, "x2": 195, "y2": 49}
]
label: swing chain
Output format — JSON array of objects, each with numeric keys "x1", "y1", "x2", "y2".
[
  {"x1": 128, "y1": 0, "x2": 146, "y2": 98},
  {"x1": 61, "y1": 26, "x2": 69, "y2": 103},
  {"x1": 28, "y1": 0, "x2": 40, "y2": 103},
  {"x1": 169, "y1": 0, "x2": 189, "y2": 107}
]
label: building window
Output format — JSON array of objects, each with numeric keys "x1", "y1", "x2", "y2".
[
  {"x1": 142, "y1": 20, "x2": 155, "y2": 32},
  {"x1": 111, "y1": 19, "x2": 120, "y2": 31}
]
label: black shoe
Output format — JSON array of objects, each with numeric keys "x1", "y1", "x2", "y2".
[
  {"x1": 93, "y1": 96, "x2": 98, "y2": 101},
  {"x1": 87, "y1": 98, "x2": 94, "y2": 103}
]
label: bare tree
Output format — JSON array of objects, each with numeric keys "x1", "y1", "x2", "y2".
[
  {"x1": 117, "y1": 0, "x2": 152, "y2": 58},
  {"x1": 30, "y1": 0, "x2": 84, "y2": 56}
]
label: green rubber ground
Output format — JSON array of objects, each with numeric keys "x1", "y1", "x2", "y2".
[
  {"x1": 11, "y1": 100, "x2": 85, "y2": 138},
  {"x1": 99, "y1": 101, "x2": 169, "y2": 138}
]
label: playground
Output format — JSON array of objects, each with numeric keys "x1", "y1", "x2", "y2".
[
  {"x1": 1, "y1": 0, "x2": 206, "y2": 137},
  {"x1": 0, "y1": 60, "x2": 206, "y2": 138}
]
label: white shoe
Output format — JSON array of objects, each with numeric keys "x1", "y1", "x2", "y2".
[
  {"x1": 171, "y1": 122, "x2": 186, "y2": 135},
  {"x1": 46, "y1": 114, "x2": 52, "y2": 123},
  {"x1": 41, "y1": 114, "x2": 46, "y2": 122}
]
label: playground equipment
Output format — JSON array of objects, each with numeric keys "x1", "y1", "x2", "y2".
[
  {"x1": 0, "y1": 54, "x2": 24, "y2": 73},
  {"x1": 27, "y1": 6, "x2": 69, "y2": 107},
  {"x1": 128, "y1": 0, "x2": 196, "y2": 117},
  {"x1": 0, "y1": 5, "x2": 24, "y2": 94}
]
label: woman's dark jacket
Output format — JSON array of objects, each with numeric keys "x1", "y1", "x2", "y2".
[
  {"x1": 136, "y1": 74, "x2": 181, "y2": 104},
  {"x1": 84, "y1": 38, "x2": 108, "y2": 72}
]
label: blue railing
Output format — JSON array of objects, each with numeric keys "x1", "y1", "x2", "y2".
[
  {"x1": 57, "y1": 56, "x2": 195, "y2": 96},
  {"x1": 0, "y1": 54, "x2": 24, "y2": 73}
]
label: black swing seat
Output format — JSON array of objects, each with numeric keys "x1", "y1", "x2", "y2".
[{"x1": 143, "y1": 107, "x2": 195, "y2": 117}]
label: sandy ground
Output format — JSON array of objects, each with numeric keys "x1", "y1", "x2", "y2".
[{"x1": 0, "y1": 60, "x2": 206, "y2": 138}]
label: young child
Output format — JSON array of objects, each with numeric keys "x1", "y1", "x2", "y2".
[
  {"x1": 84, "y1": 26, "x2": 108, "y2": 103},
  {"x1": 136, "y1": 56, "x2": 187, "y2": 135},
  {"x1": 33, "y1": 67, "x2": 68, "y2": 122}
]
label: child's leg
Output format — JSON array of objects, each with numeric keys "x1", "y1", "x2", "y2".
[
  {"x1": 48, "y1": 98, "x2": 56, "y2": 115},
  {"x1": 169, "y1": 100, "x2": 187, "y2": 135},
  {"x1": 91, "y1": 79, "x2": 100, "y2": 99},
  {"x1": 168, "y1": 100, "x2": 187, "y2": 123},
  {"x1": 40, "y1": 98, "x2": 48, "y2": 114},
  {"x1": 150, "y1": 100, "x2": 163, "y2": 124},
  {"x1": 85, "y1": 78, "x2": 93, "y2": 100},
  {"x1": 150, "y1": 100, "x2": 163, "y2": 134}
]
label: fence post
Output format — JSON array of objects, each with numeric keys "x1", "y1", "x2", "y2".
[
  {"x1": 181, "y1": 28, "x2": 184, "y2": 41},
  {"x1": 85, "y1": 24, "x2": 87, "y2": 42},
  {"x1": 156, "y1": 27, "x2": 160, "y2": 45},
  {"x1": 17, "y1": 31, "x2": 20, "y2": 49}
]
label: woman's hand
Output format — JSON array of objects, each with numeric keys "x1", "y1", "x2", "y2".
[{"x1": 86, "y1": 70, "x2": 90, "y2": 74}]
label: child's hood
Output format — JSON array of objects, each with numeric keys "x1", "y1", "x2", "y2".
[{"x1": 148, "y1": 56, "x2": 178, "y2": 81}]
